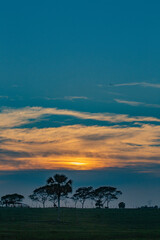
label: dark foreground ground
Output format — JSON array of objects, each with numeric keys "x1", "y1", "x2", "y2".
[{"x1": 0, "y1": 207, "x2": 160, "y2": 240}]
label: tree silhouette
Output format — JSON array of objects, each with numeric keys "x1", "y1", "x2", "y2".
[
  {"x1": 29, "y1": 186, "x2": 49, "y2": 208},
  {"x1": 1, "y1": 193, "x2": 24, "y2": 207},
  {"x1": 46, "y1": 187, "x2": 57, "y2": 207},
  {"x1": 118, "y1": 202, "x2": 125, "y2": 209},
  {"x1": 93, "y1": 186, "x2": 122, "y2": 208},
  {"x1": 73, "y1": 186, "x2": 93, "y2": 208},
  {"x1": 47, "y1": 174, "x2": 72, "y2": 220},
  {"x1": 95, "y1": 199, "x2": 103, "y2": 208},
  {"x1": 71, "y1": 193, "x2": 79, "y2": 208}
]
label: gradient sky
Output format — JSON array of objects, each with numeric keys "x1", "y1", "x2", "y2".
[{"x1": 0, "y1": 0, "x2": 160, "y2": 207}]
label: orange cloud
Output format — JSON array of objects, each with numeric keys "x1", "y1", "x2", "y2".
[
  {"x1": 0, "y1": 106, "x2": 160, "y2": 129},
  {"x1": 0, "y1": 123, "x2": 160, "y2": 171}
]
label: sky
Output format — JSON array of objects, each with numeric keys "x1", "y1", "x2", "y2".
[{"x1": 0, "y1": 0, "x2": 160, "y2": 207}]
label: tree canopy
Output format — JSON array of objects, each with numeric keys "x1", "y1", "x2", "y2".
[
  {"x1": 73, "y1": 186, "x2": 93, "y2": 208},
  {"x1": 29, "y1": 186, "x2": 49, "y2": 208},
  {"x1": 47, "y1": 174, "x2": 72, "y2": 209},
  {"x1": 93, "y1": 186, "x2": 122, "y2": 208},
  {"x1": 1, "y1": 193, "x2": 24, "y2": 207}
]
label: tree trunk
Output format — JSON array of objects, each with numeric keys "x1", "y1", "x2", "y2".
[
  {"x1": 57, "y1": 196, "x2": 60, "y2": 221},
  {"x1": 58, "y1": 197, "x2": 60, "y2": 209}
]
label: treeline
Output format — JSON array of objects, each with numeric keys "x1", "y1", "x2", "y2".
[{"x1": 0, "y1": 174, "x2": 124, "y2": 209}]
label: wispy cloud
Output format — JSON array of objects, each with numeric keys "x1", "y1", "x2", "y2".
[
  {"x1": 44, "y1": 96, "x2": 89, "y2": 101},
  {"x1": 0, "y1": 106, "x2": 160, "y2": 129},
  {"x1": 64, "y1": 96, "x2": 89, "y2": 100},
  {"x1": 115, "y1": 99, "x2": 142, "y2": 106},
  {"x1": 112, "y1": 82, "x2": 160, "y2": 88},
  {"x1": 0, "y1": 96, "x2": 9, "y2": 99},
  {"x1": 115, "y1": 99, "x2": 160, "y2": 108},
  {"x1": 0, "y1": 123, "x2": 160, "y2": 170}
]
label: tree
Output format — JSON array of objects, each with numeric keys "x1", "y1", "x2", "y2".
[
  {"x1": 118, "y1": 202, "x2": 125, "y2": 209},
  {"x1": 47, "y1": 189, "x2": 57, "y2": 207},
  {"x1": 93, "y1": 186, "x2": 122, "y2": 208},
  {"x1": 73, "y1": 186, "x2": 93, "y2": 208},
  {"x1": 95, "y1": 199, "x2": 103, "y2": 208},
  {"x1": 1, "y1": 193, "x2": 24, "y2": 207},
  {"x1": 47, "y1": 174, "x2": 72, "y2": 219},
  {"x1": 29, "y1": 186, "x2": 49, "y2": 208},
  {"x1": 71, "y1": 193, "x2": 79, "y2": 208}
]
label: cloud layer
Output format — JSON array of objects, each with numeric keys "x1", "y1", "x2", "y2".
[
  {"x1": 0, "y1": 106, "x2": 160, "y2": 129},
  {"x1": 0, "y1": 107, "x2": 160, "y2": 171},
  {"x1": 115, "y1": 99, "x2": 160, "y2": 108},
  {"x1": 112, "y1": 82, "x2": 160, "y2": 88}
]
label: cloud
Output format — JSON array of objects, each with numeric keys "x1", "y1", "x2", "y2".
[
  {"x1": 0, "y1": 123, "x2": 160, "y2": 170},
  {"x1": 0, "y1": 107, "x2": 160, "y2": 171},
  {"x1": 112, "y1": 82, "x2": 160, "y2": 88},
  {"x1": 115, "y1": 99, "x2": 160, "y2": 108},
  {"x1": 107, "y1": 92, "x2": 124, "y2": 96},
  {"x1": 0, "y1": 106, "x2": 160, "y2": 129},
  {"x1": 115, "y1": 99, "x2": 142, "y2": 106},
  {"x1": 64, "y1": 96, "x2": 89, "y2": 101},
  {"x1": 0, "y1": 96, "x2": 9, "y2": 99},
  {"x1": 44, "y1": 96, "x2": 89, "y2": 101}
]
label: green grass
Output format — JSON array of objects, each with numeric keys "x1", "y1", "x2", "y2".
[{"x1": 0, "y1": 208, "x2": 160, "y2": 240}]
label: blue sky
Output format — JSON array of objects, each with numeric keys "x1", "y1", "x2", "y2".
[
  {"x1": 1, "y1": 0, "x2": 160, "y2": 101},
  {"x1": 0, "y1": 0, "x2": 160, "y2": 207}
]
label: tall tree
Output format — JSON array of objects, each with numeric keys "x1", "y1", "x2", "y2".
[
  {"x1": 1, "y1": 193, "x2": 24, "y2": 207},
  {"x1": 73, "y1": 186, "x2": 93, "y2": 208},
  {"x1": 29, "y1": 186, "x2": 48, "y2": 208},
  {"x1": 93, "y1": 186, "x2": 122, "y2": 208},
  {"x1": 47, "y1": 174, "x2": 72, "y2": 220}
]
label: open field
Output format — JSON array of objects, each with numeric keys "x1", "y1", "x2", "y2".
[{"x1": 0, "y1": 208, "x2": 160, "y2": 240}]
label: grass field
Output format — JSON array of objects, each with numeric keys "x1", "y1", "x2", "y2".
[{"x1": 0, "y1": 207, "x2": 160, "y2": 240}]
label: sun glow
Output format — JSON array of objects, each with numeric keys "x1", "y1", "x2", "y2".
[
  {"x1": 69, "y1": 161, "x2": 87, "y2": 170},
  {"x1": 70, "y1": 162, "x2": 86, "y2": 166}
]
